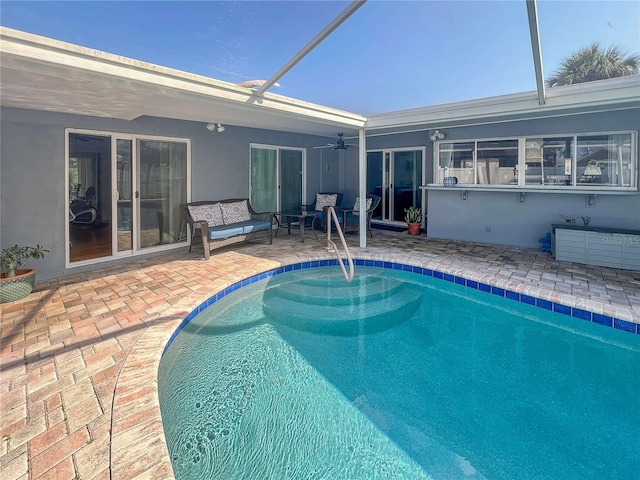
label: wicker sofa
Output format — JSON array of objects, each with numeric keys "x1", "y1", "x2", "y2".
[{"x1": 181, "y1": 199, "x2": 273, "y2": 260}]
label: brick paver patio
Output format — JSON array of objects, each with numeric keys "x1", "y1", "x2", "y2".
[{"x1": 1, "y1": 230, "x2": 639, "y2": 479}]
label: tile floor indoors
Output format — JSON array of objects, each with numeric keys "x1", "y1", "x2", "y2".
[{"x1": 1, "y1": 229, "x2": 639, "y2": 479}]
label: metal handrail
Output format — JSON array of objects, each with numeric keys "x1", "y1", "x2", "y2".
[{"x1": 325, "y1": 206, "x2": 354, "y2": 282}]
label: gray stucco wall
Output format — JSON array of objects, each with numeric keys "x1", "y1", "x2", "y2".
[
  {"x1": 2, "y1": 104, "x2": 638, "y2": 280},
  {"x1": 339, "y1": 107, "x2": 640, "y2": 247},
  {"x1": 427, "y1": 190, "x2": 640, "y2": 248},
  {"x1": 0, "y1": 108, "x2": 333, "y2": 279},
  {"x1": 426, "y1": 107, "x2": 640, "y2": 247}
]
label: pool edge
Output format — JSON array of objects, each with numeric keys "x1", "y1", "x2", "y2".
[{"x1": 112, "y1": 254, "x2": 639, "y2": 479}]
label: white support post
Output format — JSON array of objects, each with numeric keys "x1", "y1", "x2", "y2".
[{"x1": 359, "y1": 129, "x2": 367, "y2": 248}]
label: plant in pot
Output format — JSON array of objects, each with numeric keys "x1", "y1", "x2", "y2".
[
  {"x1": 1, "y1": 244, "x2": 48, "y2": 303},
  {"x1": 404, "y1": 206, "x2": 423, "y2": 235}
]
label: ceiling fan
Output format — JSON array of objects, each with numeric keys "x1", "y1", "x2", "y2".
[{"x1": 313, "y1": 133, "x2": 358, "y2": 150}]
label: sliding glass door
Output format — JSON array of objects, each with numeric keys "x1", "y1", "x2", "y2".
[
  {"x1": 138, "y1": 139, "x2": 188, "y2": 249},
  {"x1": 367, "y1": 148, "x2": 424, "y2": 224},
  {"x1": 250, "y1": 145, "x2": 304, "y2": 213},
  {"x1": 68, "y1": 133, "x2": 113, "y2": 262},
  {"x1": 67, "y1": 131, "x2": 189, "y2": 266}
]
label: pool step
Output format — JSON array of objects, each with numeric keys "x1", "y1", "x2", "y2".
[
  {"x1": 271, "y1": 276, "x2": 405, "y2": 306},
  {"x1": 263, "y1": 280, "x2": 422, "y2": 336},
  {"x1": 285, "y1": 270, "x2": 385, "y2": 288}
]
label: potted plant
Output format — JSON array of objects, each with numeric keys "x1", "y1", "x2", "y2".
[
  {"x1": 1, "y1": 244, "x2": 48, "y2": 303},
  {"x1": 404, "y1": 207, "x2": 423, "y2": 235}
]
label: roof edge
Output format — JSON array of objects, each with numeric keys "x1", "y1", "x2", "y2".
[
  {"x1": 0, "y1": 27, "x2": 367, "y2": 126},
  {"x1": 365, "y1": 75, "x2": 640, "y2": 130}
]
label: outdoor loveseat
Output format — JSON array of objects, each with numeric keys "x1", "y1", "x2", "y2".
[{"x1": 181, "y1": 198, "x2": 273, "y2": 260}]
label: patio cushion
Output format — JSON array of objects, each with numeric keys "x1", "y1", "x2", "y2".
[
  {"x1": 220, "y1": 201, "x2": 251, "y2": 224},
  {"x1": 314, "y1": 193, "x2": 337, "y2": 211},
  {"x1": 235, "y1": 219, "x2": 271, "y2": 234},
  {"x1": 353, "y1": 196, "x2": 373, "y2": 216},
  {"x1": 188, "y1": 203, "x2": 223, "y2": 226},
  {"x1": 208, "y1": 224, "x2": 244, "y2": 240}
]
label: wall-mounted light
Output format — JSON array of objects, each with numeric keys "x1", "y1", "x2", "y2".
[
  {"x1": 429, "y1": 129, "x2": 445, "y2": 142},
  {"x1": 206, "y1": 123, "x2": 225, "y2": 132}
]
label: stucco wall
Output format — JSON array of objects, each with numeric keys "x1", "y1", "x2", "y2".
[
  {"x1": 427, "y1": 190, "x2": 640, "y2": 248},
  {"x1": 0, "y1": 108, "x2": 332, "y2": 279},
  {"x1": 339, "y1": 107, "x2": 640, "y2": 246},
  {"x1": 426, "y1": 107, "x2": 640, "y2": 247}
]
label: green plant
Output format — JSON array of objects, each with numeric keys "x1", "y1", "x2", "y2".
[
  {"x1": 547, "y1": 43, "x2": 639, "y2": 87},
  {"x1": 404, "y1": 206, "x2": 423, "y2": 224},
  {"x1": 1, "y1": 245, "x2": 48, "y2": 278}
]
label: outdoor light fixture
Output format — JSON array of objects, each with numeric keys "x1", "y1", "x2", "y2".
[
  {"x1": 429, "y1": 129, "x2": 445, "y2": 142},
  {"x1": 206, "y1": 122, "x2": 225, "y2": 132}
]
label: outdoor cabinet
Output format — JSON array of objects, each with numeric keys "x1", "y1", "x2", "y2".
[{"x1": 553, "y1": 224, "x2": 640, "y2": 270}]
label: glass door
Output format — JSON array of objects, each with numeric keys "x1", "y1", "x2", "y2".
[
  {"x1": 366, "y1": 148, "x2": 424, "y2": 224},
  {"x1": 137, "y1": 139, "x2": 188, "y2": 249},
  {"x1": 391, "y1": 150, "x2": 423, "y2": 222},
  {"x1": 68, "y1": 132, "x2": 113, "y2": 263},
  {"x1": 68, "y1": 132, "x2": 189, "y2": 265},
  {"x1": 250, "y1": 147, "x2": 278, "y2": 213},
  {"x1": 279, "y1": 149, "x2": 303, "y2": 213},
  {"x1": 366, "y1": 151, "x2": 384, "y2": 221},
  {"x1": 116, "y1": 139, "x2": 133, "y2": 253},
  {"x1": 250, "y1": 145, "x2": 304, "y2": 213}
]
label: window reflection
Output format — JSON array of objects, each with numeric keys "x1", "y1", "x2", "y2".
[
  {"x1": 525, "y1": 137, "x2": 571, "y2": 186},
  {"x1": 576, "y1": 134, "x2": 632, "y2": 187}
]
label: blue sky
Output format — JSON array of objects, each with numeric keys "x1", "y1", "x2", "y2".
[{"x1": 1, "y1": 1, "x2": 638, "y2": 114}]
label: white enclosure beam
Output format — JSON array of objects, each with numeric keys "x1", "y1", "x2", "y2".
[
  {"x1": 255, "y1": 1, "x2": 367, "y2": 96},
  {"x1": 358, "y1": 129, "x2": 367, "y2": 248},
  {"x1": 526, "y1": 0, "x2": 546, "y2": 105}
]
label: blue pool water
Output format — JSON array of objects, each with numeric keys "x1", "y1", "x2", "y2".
[{"x1": 159, "y1": 267, "x2": 640, "y2": 480}]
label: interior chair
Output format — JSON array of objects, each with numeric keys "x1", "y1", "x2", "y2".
[
  {"x1": 69, "y1": 186, "x2": 97, "y2": 225},
  {"x1": 340, "y1": 194, "x2": 381, "y2": 238},
  {"x1": 302, "y1": 192, "x2": 344, "y2": 232}
]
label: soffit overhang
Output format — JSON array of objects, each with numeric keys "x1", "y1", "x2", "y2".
[
  {"x1": 0, "y1": 27, "x2": 366, "y2": 137},
  {"x1": 2, "y1": 27, "x2": 638, "y2": 140},
  {"x1": 365, "y1": 75, "x2": 640, "y2": 133}
]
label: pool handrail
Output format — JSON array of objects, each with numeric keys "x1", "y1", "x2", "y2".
[{"x1": 325, "y1": 206, "x2": 354, "y2": 282}]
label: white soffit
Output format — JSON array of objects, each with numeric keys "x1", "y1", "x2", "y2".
[
  {"x1": 365, "y1": 75, "x2": 640, "y2": 131},
  {"x1": 0, "y1": 27, "x2": 365, "y2": 137}
]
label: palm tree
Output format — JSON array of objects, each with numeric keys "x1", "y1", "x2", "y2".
[{"x1": 547, "y1": 43, "x2": 639, "y2": 87}]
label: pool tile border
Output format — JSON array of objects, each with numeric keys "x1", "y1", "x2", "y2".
[{"x1": 164, "y1": 258, "x2": 638, "y2": 354}]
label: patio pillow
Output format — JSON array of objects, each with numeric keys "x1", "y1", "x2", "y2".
[
  {"x1": 220, "y1": 200, "x2": 251, "y2": 224},
  {"x1": 188, "y1": 203, "x2": 223, "y2": 226},
  {"x1": 315, "y1": 193, "x2": 338, "y2": 211},
  {"x1": 353, "y1": 197, "x2": 373, "y2": 215}
]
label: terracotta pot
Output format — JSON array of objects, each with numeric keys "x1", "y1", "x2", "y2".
[
  {"x1": 407, "y1": 223, "x2": 421, "y2": 235},
  {"x1": 0, "y1": 269, "x2": 36, "y2": 303}
]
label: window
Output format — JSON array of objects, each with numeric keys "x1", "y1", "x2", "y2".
[
  {"x1": 524, "y1": 137, "x2": 571, "y2": 186},
  {"x1": 576, "y1": 134, "x2": 633, "y2": 187},
  {"x1": 476, "y1": 140, "x2": 518, "y2": 185},
  {"x1": 438, "y1": 142, "x2": 474, "y2": 184},
  {"x1": 434, "y1": 131, "x2": 637, "y2": 190}
]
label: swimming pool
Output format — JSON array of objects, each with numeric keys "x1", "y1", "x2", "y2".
[{"x1": 159, "y1": 266, "x2": 640, "y2": 479}]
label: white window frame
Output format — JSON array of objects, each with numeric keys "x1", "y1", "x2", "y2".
[{"x1": 433, "y1": 130, "x2": 637, "y2": 192}]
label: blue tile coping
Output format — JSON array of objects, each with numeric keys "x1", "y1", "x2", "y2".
[{"x1": 163, "y1": 259, "x2": 638, "y2": 354}]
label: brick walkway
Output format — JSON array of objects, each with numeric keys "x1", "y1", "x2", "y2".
[{"x1": 1, "y1": 231, "x2": 639, "y2": 479}]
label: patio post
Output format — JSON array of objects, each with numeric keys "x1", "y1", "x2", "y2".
[{"x1": 359, "y1": 128, "x2": 367, "y2": 248}]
